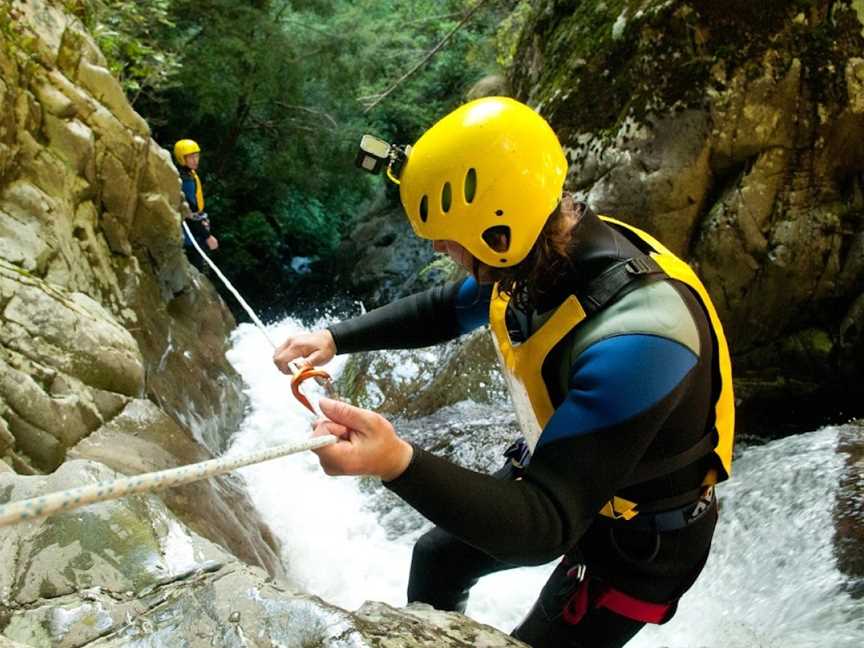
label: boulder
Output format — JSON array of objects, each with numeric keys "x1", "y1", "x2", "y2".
[
  {"x1": 76, "y1": 60, "x2": 149, "y2": 136},
  {"x1": 0, "y1": 0, "x2": 266, "y2": 578},
  {"x1": 1, "y1": 265, "x2": 145, "y2": 399},
  {"x1": 337, "y1": 329, "x2": 507, "y2": 419},
  {"x1": 68, "y1": 399, "x2": 284, "y2": 579},
  {"x1": 0, "y1": 461, "x2": 527, "y2": 648},
  {"x1": 834, "y1": 421, "x2": 864, "y2": 596},
  {"x1": 510, "y1": 0, "x2": 864, "y2": 427},
  {"x1": 334, "y1": 202, "x2": 441, "y2": 309}
]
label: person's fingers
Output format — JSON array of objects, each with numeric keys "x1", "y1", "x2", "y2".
[
  {"x1": 310, "y1": 422, "x2": 359, "y2": 476},
  {"x1": 273, "y1": 350, "x2": 293, "y2": 374},
  {"x1": 273, "y1": 335, "x2": 294, "y2": 362},
  {"x1": 274, "y1": 331, "x2": 333, "y2": 373},
  {"x1": 317, "y1": 448, "x2": 354, "y2": 476},
  {"x1": 313, "y1": 419, "x2": 348, "y2": 439},
  {"x1": 318, "y1": 398, "x2": 379, "y2": 433},
  {"x1": 273, "y1": 340, "x2": 305, "y2": 370},
  {"x1": 306, "y1": 349, "x2": 328, "y2": 366},
  {"x1": 273, "y1": 336, "x2": 294, "y2": 356},
  {"x1": 313, "y1": 402, "x2": 405, "y2": 478}
]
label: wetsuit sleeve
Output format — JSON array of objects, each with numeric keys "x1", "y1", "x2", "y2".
[
  {"x1": 328, "y1": 277, "x2": 491, "y2": 354},
  {"x1": 453, "y1": 276, "x2": 491, "y2": 334},
  {"x1": 385, "y1": 333, "x2": 699, "y2": 565},
  {"x1": 185, "y1": 218, "x2": 209, "y2": 240},
  {"x1": 181, "y1": 176, "x2": 200, "y2": 213}
]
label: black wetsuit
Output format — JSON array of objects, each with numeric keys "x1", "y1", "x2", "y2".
[{"x1": 329, "y1": 207, "x2": 720, "y2": 648}]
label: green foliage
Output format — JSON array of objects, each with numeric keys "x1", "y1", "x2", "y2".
[
  {"x1": 1, "y1": 1, "x2": 41, "y2": 71},
  {"x1": 218, "y1": 211, "x2": 282, "y2": 278},
  {"x1": 495, "y1": 0, "x2": 532, "y2": 68},
  {"x1": 274, "y1": 190, "x2": 339, "y2": 255},
  {"x1": 77, "y1": 0, "x2": 517, "y2": 312},
  {"x1": 69, "y1": 0, "x2": 181, "y2": 103}
]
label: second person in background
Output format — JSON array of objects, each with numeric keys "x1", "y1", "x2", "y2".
[{"x1": 175, "y1": 138, "x2": 218, "y2": 270}]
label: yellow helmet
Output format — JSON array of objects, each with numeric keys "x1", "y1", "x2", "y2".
[
  {"x1": 173, "y1": 139, "x2": 200, "y2": 166},
  {"x1": 399, "y1": 97, "x2": 567, "y2": 268}
]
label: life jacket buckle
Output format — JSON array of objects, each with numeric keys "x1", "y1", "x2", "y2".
[
  {"x1": 625, "y1": 256, "x2": 656, "y2": 276},
  {"x1": 688, "y1": 485, "x2": 715, "y2": 522},
  {"x1": 600, "y1": 496, "x2": 639, "y2": 521},
  {"x1": 503, "y1": 439, "x2": 531, "y2": 469},
  {"x1": 566, "y1": 563, "x2": 586, "y2": 581}
]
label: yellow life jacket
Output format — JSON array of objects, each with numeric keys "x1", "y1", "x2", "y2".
[
  {"x1": 489, "y1": 217, "x2": 735, "y2": 521},
  {"x1": 191, "y1": 169, "x2": 205, "y2": 212}
]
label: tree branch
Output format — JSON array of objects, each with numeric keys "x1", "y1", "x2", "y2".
[
  {"x1": 278, "y1": 17, "x2": 351, "y2": 41},
  {"x1": 360, "y1": 0, "x2": 496, "y2": 114},
  {"x1": 276, "y1": 103, "x2": 340, "y2": 129},
  {"x1": 402, "y1": 10, "x2": 464, "y2": 26}
]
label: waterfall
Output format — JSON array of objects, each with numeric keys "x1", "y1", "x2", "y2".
[{"x1": 225, "y1": 316, "x2": 863, "y2": 647}]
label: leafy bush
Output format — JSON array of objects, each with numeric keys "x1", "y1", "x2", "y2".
[
  {"x1": 66, "y1": 0, "x2": 181, "y2": 103},
  {"x1": 76, "y1": 0, "x2": 520, "y2": 313}
]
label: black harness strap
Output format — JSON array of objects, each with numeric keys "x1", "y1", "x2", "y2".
[
  {"x1": 622, "y1": 431, "x2": 717, "y2": 489},
  {"x1": 581, "y1": 255, "x2": 665, "y2": 315},
  {"x1": 580, "y1": 253, "x2": 719, "y2": 523}
]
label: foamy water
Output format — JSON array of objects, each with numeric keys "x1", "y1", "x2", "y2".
[{"x1": 226, "y1": 315, "x2": 863, "y2": 646}]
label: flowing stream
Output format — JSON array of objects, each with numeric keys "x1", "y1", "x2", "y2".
[{"x1": 225, "y1": 315, "x2": 863, "y2": 647}]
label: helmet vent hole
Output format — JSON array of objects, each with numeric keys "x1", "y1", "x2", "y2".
[
  {"x1": 495, "y1": 209, "x2": 504, "y2": 216},
  {"x1": 442, "y1": 182, "x2": 452, "y2": 213},
  {"x1": 482, "y1": 225, "x2": 511, "y2": 253},
  {"x1": 464, "y1": 168, "x2": 477, "y2": 203},
  {"x1": 419, "y1": 195, "x2": 429, "y2": 222}
]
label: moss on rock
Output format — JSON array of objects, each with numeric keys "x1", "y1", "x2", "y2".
[
  {"x1": 510, "y1": 0, "x2": 864, "y2": 424},
  {"x1": 513, "y1": 1, "x2": 863, "y2": 142}
]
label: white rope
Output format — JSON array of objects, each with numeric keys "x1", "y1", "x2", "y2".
[
  {"x1": 0, "y1": 435, "x2": 338, "y2": 528},
  {"x1": 0, "y1": 224, "x2": 342, "y2": 528},
  {"x1": 181, "y1": 219, "x2": 327, "y2": 413},
  {"x1": 182, "y1": 220, "x2": 278, "y2": 349}
]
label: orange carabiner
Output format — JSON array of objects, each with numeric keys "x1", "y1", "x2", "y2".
[{"x1": 290, "y1": 363, "x2": 332, "y2": 414}]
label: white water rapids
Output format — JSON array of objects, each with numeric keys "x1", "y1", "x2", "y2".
[{"x1": 225, "y1": 316, "x2": 863, "y2": 648}]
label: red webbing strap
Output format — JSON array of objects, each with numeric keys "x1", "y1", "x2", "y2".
[
  {"x1": 561, "y1": 575, "x2": 591, "y2": 624},
  {"x1": 595, "y1": 586, "x2": 674, "y2": 624},
  {"x1": 562, "y1": 575, "x2": 674, "y2": 626}
]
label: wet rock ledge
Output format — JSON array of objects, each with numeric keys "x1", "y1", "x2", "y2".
[
  {"x1": 0, "y1": 462, "x2": 527, "y2": 647},
  {"x1": 0, "y1": 0, "x2": 279, "y2": 580}
]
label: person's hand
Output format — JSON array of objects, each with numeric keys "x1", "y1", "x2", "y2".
[
  {"x1": 273, "y1": 329, "x2": 336, "y2": 373},
  {"x1": 206, "y1": 235, "x2": 218, "y2": 250},
  {"x1": 312, "y1": 398, "x2": 413, "y2": 481}
]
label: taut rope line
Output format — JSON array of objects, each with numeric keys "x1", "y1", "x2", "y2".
[
  {"x1": 0, "y1": 435, "x2": 337, "y2": 528},
  {"x1": 181, "y1": 220, "x2": 332, "y2": 413},
  {"x1": 182, "y1": 220, "x2": 278, "y2": 348},
  {"x1": 0, "y1": 225, "x2": 341, "y2": 528}
]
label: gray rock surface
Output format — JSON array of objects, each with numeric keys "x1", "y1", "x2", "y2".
[
  {"x1": 337, "y1": 329, "x2": 507, "y2": 419},
  {"x1": 508, "y1": 0, "x2": 864, "y2": 416},
  {"x1": 336, "y1": 202, "x2": 441, "y2": 309},
  {"x1": 834, "y1": 422, "x2": 864, "y2": 591},
  {"x1": 0, "y1": 462, "x2": 527, "y2": 648},
  {"x1": 0, "y1": 0, "x2": 276, "y2": 576}
]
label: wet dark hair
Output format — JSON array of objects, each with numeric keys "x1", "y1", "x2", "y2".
[{"x1": 490, "y1": 197, "x2": 580, "y2": 310}]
